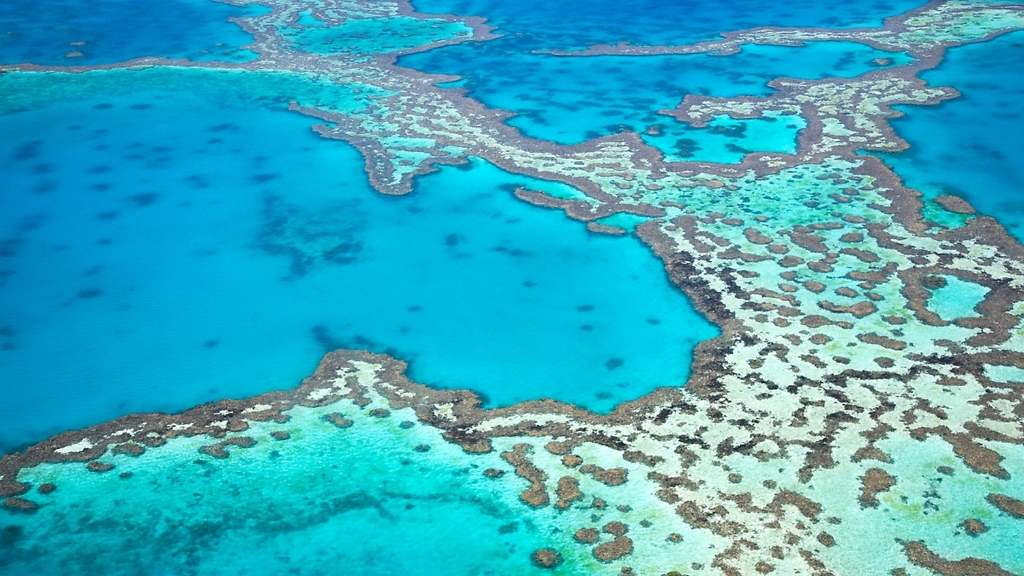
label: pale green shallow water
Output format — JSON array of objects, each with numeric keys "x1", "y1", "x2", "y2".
[
  {"x1": 2, "y1": 403, "x2": 560, "y2": 575},
  {"x1": 400, "y1": 40, "x2": 909, "y2": 157},
  {"x1": 2, "y1": 392, "x2": 719, "y2": 576},
  {"x1": 926, "y1": 276, "x2": 989, "y2": 321}
]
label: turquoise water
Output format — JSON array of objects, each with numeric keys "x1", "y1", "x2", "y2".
[
  {"x1": 0, "y1": 71, "x2": 715, "y2": 451},
  {"x1": 412, "y1": 0, "x2": 926, "y2": 50},
  {"x1": 0, "y1": 67, "x2": 385, "y2": 116},
  {"x1": 642, "y1": 113, "x2": 806, "y2": 163},
  {"x1": 986, "y1": 364, "x2": 1024, "y2": 384},
  {"x1": 877, "y1": 32, "x2": 1024, "y2": 238},
  {"x1": 0, "y1": 401, "x2": 571, "y2": 575},
  {"x1": 287, "y1": 14, "x2": 473, "y2": 55},
  {"x1": 0, "y1": 0, "x2": 261, "y2": 65},
  {"x1": 926, "y1": 276, "x2": 989, "y2": 321},
  {"x1": 401, "y1": 42, "x2": 908, "y2": 154},
  {"x1": 3, "y1": 2, "x2": 1023, "y2": 576}
]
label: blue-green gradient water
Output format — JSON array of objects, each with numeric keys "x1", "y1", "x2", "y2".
[
  {"x1": 1, "y1": 403, "x2": 570, "y2": 576},
  {"x1": 402, "y1": 0, "x2": 919, "y2": 159},
  {"x1": 876, "y1": 31, "x2": 1024, "y2": 239},
  {"x1": 3, "y1": 1, "x2": 1023, "y2": 575},
  {"x1": 0, "y1": 69, "x2": 716, "y2": 451}
]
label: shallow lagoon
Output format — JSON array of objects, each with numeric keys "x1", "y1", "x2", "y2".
[
  {"x1": 0, "y1": 402, "x2": 562, "y2": 576},
  {"x1": 401, "y1": 42, "x2": 909, "y2": 157},
  {"x1": 403, "y1": 0, "x2": 916, "y2": 158},
  {"x1": 926, "y1": 276, "x2": 989, "y2": 322},
  {"x1": 2, "y1": 1, "x2": 1023, "y2": 575},
  {"x1": 0, "y1": 70, "x2": 715, "y2": 451},
  {"x1": 0, "y1": 389, "x2": 705, "y2": 576},
  {"x1": 287, "y1": 14, "x2": 473, "y2": 55}
]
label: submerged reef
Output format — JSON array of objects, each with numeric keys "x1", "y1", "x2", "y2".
[{"x1": 2, "y1": 0, "x2": 1024, "y2": 574}]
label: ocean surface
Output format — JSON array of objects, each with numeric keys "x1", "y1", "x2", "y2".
[
  {"x1": 412, "y1": 0, "x2": 927, "y2": 49},
  {"x1": 0, "y1": 0, "x2": 262, "y2": 65},
  {"x1": 401, "y1": 41, "x2": 910, "y2": 157},
  {"x1": 875, "y1": 31, "x2": 1024, "y2": 239},
  {"x1": 2, "y1": 0, "x2": 1021, "y2": 575},
  {"x1": 0, "y1": 68, "x2": 715, "y2": 451},
  {"x1": 287, "y1": 13, "x2": 474, "y2": 55}
]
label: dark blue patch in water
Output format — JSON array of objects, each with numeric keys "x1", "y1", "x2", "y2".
[
  {"x1": 414, "y1": 0, "x2": 925, "y2": 49},
  {"x1": 0, "y1": 82, "x2": 717, "y2": 449},
  {"x1": 874, "y1": 31, "x2": 1024, "y2": 239},
  {"x1": 0, "y1": 0, "x2": 262, "y2": 65}
]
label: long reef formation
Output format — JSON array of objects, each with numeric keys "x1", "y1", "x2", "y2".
[{"x1": 2, "y1": 0, "x2": 1024, "y2": 574}]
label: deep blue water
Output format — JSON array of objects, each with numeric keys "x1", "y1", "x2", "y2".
[
  {"x1": 875, "y1": 31, "x2": 1024, "y2": 239},
  {"x1": 401, "y1": 41, "x2": 910, "y2": 156},
  {"x1": 412, "y1": 0, "x2": 926, "y2": 50},
  {"x1": 405, "y1": 0, "x2": 918, "y2": 156},
  {"x1": 0, "y1": 71, "x2": 715, "y2": 451},
  {"x1": 286, "y1": 13, "x2": 474, "y2": 55},
  {"x1": 0, "y1": 0, "x2": 260, "y2": 65}
]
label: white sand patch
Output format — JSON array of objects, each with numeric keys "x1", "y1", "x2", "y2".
[{"x1": 55, "y1": 438, "x2": 94, "y2": 455}]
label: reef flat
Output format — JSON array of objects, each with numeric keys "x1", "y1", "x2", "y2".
[{"x1": 2, "y1": 0, "x2": 1024, "y2": 574}]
